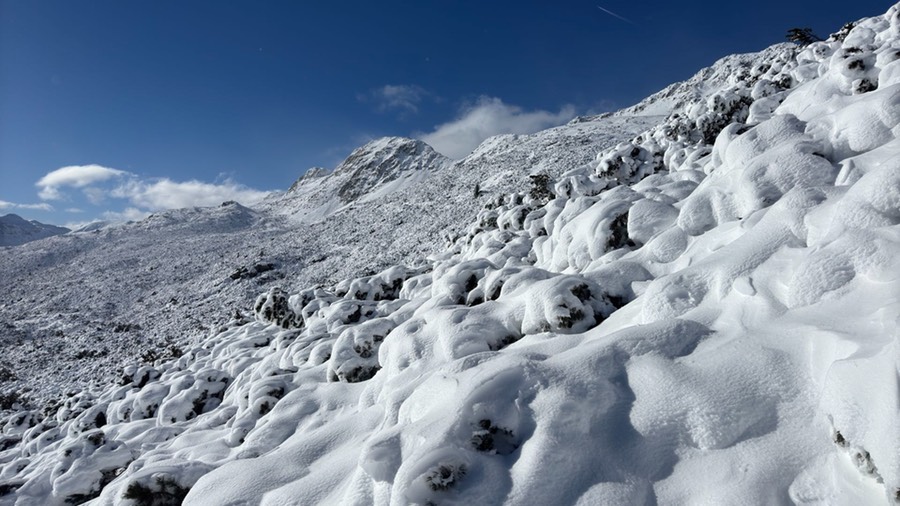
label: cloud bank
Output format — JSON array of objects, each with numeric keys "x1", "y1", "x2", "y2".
[
  {"x1": 110, "y1": 178, "x2": 271, "y2": 211},
  {"x1": 0, "y1": 200, "x2": 53, "y2": 212},
  {"x1": 37, "y1": 164, "x2": 128, "y2": 200},
  {"x1": 418, "y1": 97, "x2": 576, "y2": 159},
  {"x1": 31, "y1": 164, "x2": 273, "y2": 223}
]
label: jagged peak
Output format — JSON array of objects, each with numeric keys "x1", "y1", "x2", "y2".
[
  {"x1": 335, "y1": 136, "x2": 445, "y2": 173},
  {"x1": 333, "y1": 136, "x2": 449, "y2": 203},
  {"x1": 287, "y1": 167, "x2": 331, "y2": 193}
]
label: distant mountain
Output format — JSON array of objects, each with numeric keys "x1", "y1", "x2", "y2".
[
  {"x1": 266, "y1": 136, "x2": 451, "y2": 222},
  {"x1": 0, "y1": 213, "x2": 69, "y2": 247}
]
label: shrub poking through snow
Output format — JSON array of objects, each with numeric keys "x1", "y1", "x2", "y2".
[
  {"x1": 122, "y1": 475, "x2": 190, "y2": 506},
  {"x1": 327, "y1": 318, "x2": 396, "y2": 383},
  {"x1": 48, "y1": 430, "x2": 132, "y2": 504},
  {"x1": 333, "y1": 265, "x2": 412, "y2": 302},
  {"x1": 487, "y1": 334, "x2": 520, "y2": 351},
  {"x1": 156, "y1": 368, "x2": 231, "y2": 423},
  {"x1": 470, "y1": 419, "x2": 517, "y2": 455},
  {"x1": 430, "y1": 259, "x2": 497, "y2": 306},
  {"x1": 529, "y1": 172, "x2": 555, "y2": 203},
  {"x1": 424, "y1": 463, "x2": 467, "y2": 492},
  {"x1": 229, "y1": 262, "x2": 275, "y2": 281},
  {"x1": 521, "y1": 276, "x2": 616, "y2": 334},
  {"x1": 596, "y1": 143, "x2": 663, "y2": 182},
  {"x1": 118, "y1": 365, "x2": 161, "y2": 388},
  {"x1": 0, "y1": 391, "x2": 28, "y2": 411},
  {"x1": 605, "y1": 211, "x2": 633, "y2": 251},
  {"x1": 253, "y1": 287, "x2": 298, "y2": 328},
  {"x1": 695, "y1": 90, "x2": 753, "y2": 144}
]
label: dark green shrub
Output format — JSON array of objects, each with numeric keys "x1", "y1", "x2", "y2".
[
  {"x1": 425, "y1": 464, "x2": 467, "y2": 491},
  {"x1": 528, "y1": 173, "x2": 555, "y2": 202},
  {"x1": 122, "y1": 476, "x2": 190, "y2": 506},
  {"x1": 786, "y1": 27, "x2": 822, "y2": 46}
]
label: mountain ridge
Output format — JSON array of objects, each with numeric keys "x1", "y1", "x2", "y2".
[{"x1": 0, "y1": 214, "x2": 70, "y2": 247}]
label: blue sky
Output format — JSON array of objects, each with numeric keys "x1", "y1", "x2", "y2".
[{"x1": 0, "y1": 0, "x2": 892, "y2": 227}]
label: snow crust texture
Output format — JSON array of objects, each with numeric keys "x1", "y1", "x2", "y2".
[{"x1": 2, "y1": 4, "x2": 900, "y2": 505}]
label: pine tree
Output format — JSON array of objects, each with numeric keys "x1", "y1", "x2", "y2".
[{"x1": 786, "y1": 27, "x2": 822, "y2": 46}]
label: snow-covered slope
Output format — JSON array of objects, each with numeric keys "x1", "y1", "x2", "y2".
[
  {"x1": 266, "y1": 137, "x2": 451, "y2": 222},
  {"x1": 0, "y1": 91, "x2": 649, "y2": 409},
  {"x1": 3, "y1": 4, "x2": 900, "y2": 504},
  {"x1": 0, "y1": 214, "x2": 69, "y2": 247}
]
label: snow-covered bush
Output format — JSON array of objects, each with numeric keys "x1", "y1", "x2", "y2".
[
  {"x1": 253, "y1": 287, "x2": 298, "y2": 328},
  {"x1": 327, "y1": 317, "x2": 396, "y2": 382},
  {"x1": 518, "y1": 275, "x2": 615, "y2": 334},
  {"x1": 430, "y1": 258, "x2": 497, "y2": 306}
]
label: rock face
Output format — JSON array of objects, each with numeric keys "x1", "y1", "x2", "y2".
[
  {"x1": 0, "y1": 214, "x2": 69, "y2": 247},
  {"x1": 269, "y1": 137, "x2": 451, "y2": 222},
  {"x1": 334, "y1": 137, "x2": 448, "y2": 203}
]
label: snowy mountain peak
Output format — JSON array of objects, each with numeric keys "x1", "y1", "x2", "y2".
[
  {"x1": 0, "y1": 213, "x2": 69, "y2": 247},
  {"x1": 266, "y1": 136, "x2": 450, "y2": 222},
  {"x1": 333, "y1": 136, "x2": 448, "y2": 202},
  {"x1": 286, "y1": 167, "x2": 330, "y2": 193}
]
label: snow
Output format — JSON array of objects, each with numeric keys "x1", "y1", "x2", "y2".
[
  {"x1": 1, "y1": 3, "x2": 900, "y2": 505},
  {"x1": 0, "y1": 214, "x2": 69, "y2": 247}
]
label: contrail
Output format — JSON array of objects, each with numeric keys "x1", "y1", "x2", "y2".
[{"x1": 596, "y1": 4, "x2": 635, "y2": 25}]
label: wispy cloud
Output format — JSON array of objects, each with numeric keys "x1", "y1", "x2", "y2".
[
  {"x1": 32, "y1": 164, "x2": 273, "y2": 223},
  {"x1": 417, "y1": 96, "x2": 576, "y2": 159},
  {"x1": 596, "y1": 4, "x2": 635, "y2": 25},
  {"x1": 109, "y1": 178, "x2": 271, "y2": 211},
  {"x1": 65, "y1": 207, "x2": 151, "y2": 230},
  {"x1": 0, "y1": 200, "x2": 54, "y2": 211},
  {"x1": 36, "y1": 164, "x2": 128, "y2": 200},
  {"x1": 359, "y1": 84, "x2": 433, "y2": 116},
  {"x1": 102, "y1": 207, "x2": 152, "y2": 223}
]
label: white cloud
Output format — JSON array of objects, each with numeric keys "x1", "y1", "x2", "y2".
[
  {"x1": 31, "y1": 164, "x2": 272, "y2": 222},
  {"x1": 0, "y1": 200, "x2": 53, "y2": 211},
  {"x1": 18, "y1": 202, "x2": 54, "y2": 211},
  {"x1": 102, "y1": 207, "x2": 151, "y2": 223},
  {"x1": 66, "y1": 208, "x2": 150, "y2": 230},
  {"x1": 418, "y1": 97, "x2": 576, "y2": 159},
  {"x1": 63, "y1": 220, "x2": 94, "y2": 231},
  {"x1": 83, "y1": 187, "x2": 108, "y2": 205},
  {"x1": 36, "y1": 164, "x2": 128, "y2": 200},
  {"x1": 110, "y1": 178, "x2": 271, "y2": 211},
  {"x1": 360, "y1": 84, "x2": 430, "y2": 115}
]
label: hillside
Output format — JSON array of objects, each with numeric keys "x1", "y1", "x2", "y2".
[
  {"x1": 0, "y1": 214, "x2": 69, "y2": 247},
  {"x1": 1, "y1": 3, "x2": 899, "y2": 505},
  {"x1": 0, "y1": 104, "x2": 653, "y2": 407}
]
